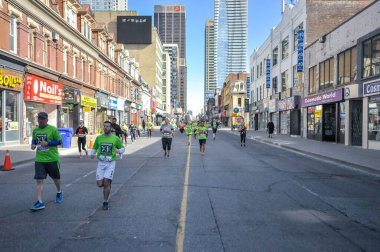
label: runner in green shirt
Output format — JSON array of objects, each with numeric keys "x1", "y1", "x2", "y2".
[
  {"x1": 91, "y1": 121, "x2": 125, "y2": 210},
  {"x1": 30, "y1": 112, "x2": 63, "y2": 211},
  {"x1": 185, "y1": 122, "x2": 193, "y2": 146},
  {"x1": 196, "y1": 120, "x2": 209, "y2": 155}
]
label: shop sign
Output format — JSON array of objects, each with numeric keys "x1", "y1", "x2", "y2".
[
  {"x1": 363, "y1": 80, "x2": 380, "y2": 96},
  {"x1": 117, "y1": 98, "x2": 125, "y2": 111},
  {"x1": 24, "y1": 74, "x2": 63, "y2": 105},
  {"x1": 344, "y1": 84, "x2": 361, "y2": 99},
  {"x1": 84, "y1": 106, "x2": 91, "y2": 112},
  {"x1": 81, "y1": 95, "x2": 97, "y2": 108},
  {"x1": 278, "y1": 97, "x2": 297, "y2": 111},
  {"x1": 131, "y1": 108, "x2": 137, "y2": 114},
  {"x1": 0, "y1": 68, "x2": 23, "y2": 91},
  {"x1": 131, "y1": 102, "x2": 137, "y2": 108},
  {"x1": 109, "y1": 97, "x2": 118, "y2": 110},
  {"x1": 266, "y1": 59, "x2": 271, "y2": 88},
  {"x1": 136, "y1": 104, "x2": 141, "y2": 110},
  {"x1": 297, "y1": 29, "x2": 304, "y2": 72},
  {"x1": 301, "y1": 89, "x2": 343, "y2": 108},
  {"x1": 269, "y1": 99, "x2": 277, "y2": 113},
  {"x1": 63, "y1": 87, "x2": 79, "y2": 104}
]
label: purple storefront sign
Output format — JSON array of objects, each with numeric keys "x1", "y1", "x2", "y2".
[
  {"x1": 301, "y1": 89, "x2": 343, "y2": 108},
  {"x1": 363, "y1": 80, "x2": 380, "y2": 96}
]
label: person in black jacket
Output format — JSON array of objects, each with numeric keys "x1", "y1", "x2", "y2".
[
  {"x1": 267, "y1": 120, "x2": 275, "y2": 138},
  {"x1": 111, "y1": 117, "x2": 123, "y2": 139}
]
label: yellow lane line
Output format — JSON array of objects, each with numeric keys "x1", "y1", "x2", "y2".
[{"x1": 175, "y1": 145, "x2": 191, "y2": 252}]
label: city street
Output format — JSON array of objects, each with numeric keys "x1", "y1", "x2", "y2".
[{"x1": 1, "y1": 130, "x2": 379, "y2": 252}]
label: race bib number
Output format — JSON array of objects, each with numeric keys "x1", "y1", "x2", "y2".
[
  {"x1": 99, "y1": 155, "x2": 112, "y2": 162},
  {"x1": 36, "y1": 134, "x2": 49, "y2": 152},
  {"x1": 163, "y1": 132, "x2": 171, "y2": 137},
  {"x1": 99, "y1": 143, "x2": 113, "y2": 161}
]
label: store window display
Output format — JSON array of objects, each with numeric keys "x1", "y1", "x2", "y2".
[{"x1": 368, "y1": 99, "x2": 380, "y2": 141}]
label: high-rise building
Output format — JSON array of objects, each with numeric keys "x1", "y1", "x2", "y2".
[
  {"x1": 215, "y1": 0, "x2": 248, "y2": 87},
  {"x1": 154, "y1": 5, "x2": 187, "y2": 111},
  {"x1": 205, "y1": 19, "x2": 217, "y2": 107},
  {"x1": 163, "y1": 44, "x2": 180, "y2": 112},
  {"x1": 79, "y1": 0, "x2": 128, "y2": 11}
]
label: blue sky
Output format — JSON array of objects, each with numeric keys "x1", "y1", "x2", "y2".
[{"x1": 129, "y1": 0, "x2": 282, "y2": 115}]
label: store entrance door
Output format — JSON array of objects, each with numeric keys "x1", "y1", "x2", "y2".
[
  {"x1": 323, "y1": 103, "x2": 336, "y2": 142},
  {"x1": 351, "y1": 100, "x2": 362, "y2": 146}
]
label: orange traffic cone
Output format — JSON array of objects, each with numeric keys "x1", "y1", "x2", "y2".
[
  {"x1": 89, "y1": 138, "x2": 94, "y2": 149},
  {"x1": 2, "y1": 150, "x2": 14, "y2": 171}
]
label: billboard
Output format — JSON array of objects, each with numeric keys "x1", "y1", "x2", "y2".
[{"x1": 117, "y1": 16, "x2": 152, "y2": 44}]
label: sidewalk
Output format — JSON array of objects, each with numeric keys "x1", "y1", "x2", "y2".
[
  {"x1": 223, "y1": 128, "x2": 380, "y2": 174},
  {"x1": 0, "y1": 135, "x2": 98, "y2": 170}
]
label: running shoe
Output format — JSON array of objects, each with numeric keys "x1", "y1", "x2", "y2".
[
  {"x1": 102, "y1": 202, "x2": 109, "y2": 210},
  {"x1": 56, "y1": 191, "x2": 63, "y2": 203},
  {"x1": 85, "y1": 150, "x2": 88, "y2": 156},
  {"x1": 31, "y1": 201, "x2": 45, "y2": 211}
]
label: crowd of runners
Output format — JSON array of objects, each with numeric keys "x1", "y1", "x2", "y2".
[{"x1": 29, "y1": 112, "x2": 247, "y2": 211}]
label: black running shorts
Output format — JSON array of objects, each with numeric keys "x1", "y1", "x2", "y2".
[{"x1": 34, "y1": 161, "x2": 61, "y2": 180}]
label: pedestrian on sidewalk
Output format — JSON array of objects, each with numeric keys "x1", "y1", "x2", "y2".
[
  {"x1": 239, "y1": 119, "x2": 247, "y2": 147},
  {"x1": 196, "y1": 120, "x2": 208, "y2": 155},
  {"x1": 76, "y1": 120, "x2": 88, "y2": 158},
  {"x1": 147, "y1": 120, "x2": 153, "y2": 138},
  {"x1": 111, "y1": 117, "x2": 123, "y2": 139},
  {"x1": 30, "y1": 112, "x2": 63, "y2": 211},
  {"x1": 267, "y1": 120, "x2": 275, "y2": 138},
  {"x1": 91, "y1": 121, "x2": 125, "y2": 210},
  {"x1": 121, "y1": 122, "x2": 128, "y2": 144},
  {"x1": 142, "y1": 119, "x2": 146, "y2": 133},
  {"x1": 160, "y1": 117, "x2": 175, "y2": 158}
]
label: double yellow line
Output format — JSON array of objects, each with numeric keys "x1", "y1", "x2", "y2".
[{"x1": 175, "y1": 145, "x2": 191, "y2": 252}]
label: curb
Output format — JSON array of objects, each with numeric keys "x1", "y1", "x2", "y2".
[
  {"x1": 255, "y1": 138, "x2": 380, "y2": 175},
  {"x1": 224, "y1": 130, "x2": 380, "y2": 175},
  {"x1": 0, "y1": 148, "x2": 79, "y2": 170}
]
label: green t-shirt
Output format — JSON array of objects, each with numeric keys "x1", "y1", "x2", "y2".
[
  {"x1": 185, "y1": 124, "x2": 193, "y2": 135},
  {"x1": 33, "y1": 125, "x2": 62, "y2": 163},
  {"x1": 93, "y1": 134, "x2": 124, "y2": 161},
  {"x1": 197, "y1": 126, "x2": 208, "y2": 140}
]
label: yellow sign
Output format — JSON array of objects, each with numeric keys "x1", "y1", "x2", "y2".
[
  {"x1": 314, "y1": 109, "x2": 322, "y2": 118},
  {"x1": 231, "y1": 113, "x2": 238, "y2": 117},
  {"x1": 84, "y1": 106, "x2": 91, "y2": 112},
  {"x1": 0, "y1": 68, "x2": 23, "y2": 91},
  {"x1": 81, "y1": 95, "x2": 97, "y2": 108}
]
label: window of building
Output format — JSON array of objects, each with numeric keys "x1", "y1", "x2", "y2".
[
  {"x1": 238, "y1": 98, "x2": 242, "y2": 107},
  {"x1": 293, "y1": 23, "x2": 304, "y2": 51},
  {"x1": 282, "y1": 36, "x2": 289, "y2": 59},
  {"x1": 281, "y1": 70, "x2": 288, "y2": 92},
  {"x1": 109, "y1": 43, "x2": 115, "y2": 61},
  {"x1": 293, "y1": 65, "x2": 302, "y2": 86},
  {"x1": 319, "y1": 57, "x2": 334, "y2": 90},
  {"x1": 363, "y1": 35, "x2": 380, "y2": 78},
  {"x1": 83, "y1": 21, "x2": 91, "y2": 41},
  {"x1": 88, "y1": 62, "x2": 91, "y2": 83},
  {"x1": 9, "y1": 15, "x2": 17, "y2": 53},
  {"x1": 259, "y1": 86, "x2": 262, "y2": 100},
  {"x1": 272, "y1": 76, "x2": 278, "y2": 93},
  {"x1": 66, "y1": 4, "x2": 77, "y2": 28},
  {"x1": 42, "y1": 37, "x2": 48, "y2": 66},
  {"x1": 338, "y1": 47, "x2": 357, "y2": 85},
  {"x1": 309, "y1": 65, "x2": 317, "y2": 94},
  {"x1": 63, "y1": 49, "x2": 67, "y2": 74},
  {"x1": 73, "y1": 55, "x2": 76, "y2": 78},
  {"x1": 272, "y1": 47, "x2": 278, "y2": 66},
  {"x1": 260, "y1": 62, "x2": 262, "y2": 76},
  {"x1": 28, "y1": 28, "x2": 34, "y2": 61},
  {"x1": 81, "y1": 58, "x2": 84, "y2": 81},
  {"x1": 256, "y1": 65, "x2": 259, "y2": 79},
  {"x1": 369, "y1": 100, "x2": 380, "y2": 141}
]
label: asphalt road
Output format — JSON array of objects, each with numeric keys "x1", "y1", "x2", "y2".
[{"x1": 0, "y1": 130, "x2": 379, "y2": 252}]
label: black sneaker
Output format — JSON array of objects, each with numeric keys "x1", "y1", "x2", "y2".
[{"x1": 102, "y1": 202, "x2": 109, "y2": 210}]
